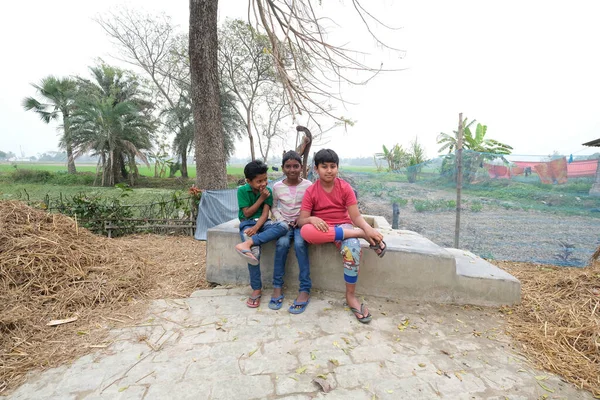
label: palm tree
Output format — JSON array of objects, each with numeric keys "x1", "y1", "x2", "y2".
[
  {"x1": 22, "y1": 76, "x2": 78, "y2": 173},
  {"x1": 70, "y1": 65, "x2": 156, "y2": 186}
]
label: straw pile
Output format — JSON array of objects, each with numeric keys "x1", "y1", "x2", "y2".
[
  {"x1": 496, "y1": 260, "x2": 600, "y2": 397},
  {"x1": 0, "y1": 201, "x2": 150, "y2": 394}
]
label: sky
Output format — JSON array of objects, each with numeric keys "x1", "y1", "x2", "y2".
[{"x1": 1, "y1": 0, "x2": 600, "y2": 162}]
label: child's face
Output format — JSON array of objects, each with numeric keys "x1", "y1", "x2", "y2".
[
  {"x1": 247, "y1": 173, "x2": 268, "y2": 192},
  {"x1": 282, "y1": 159, "x2": 302, "y2": 180},
  {"x1": 315, "y1": 162, "x2": 338, "y2": 183}
]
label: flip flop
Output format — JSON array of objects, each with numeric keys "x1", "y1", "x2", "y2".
[
  {"x1": 349, "y1": 303, "x2": 372, "y2": 324},
  {"x1": 236, "y1": 248, "x2": 260, "y2": 265},
  {"x1": 268, "y1": 295, "x2": 285, "y2": 310},
  {"x1": 369, "y1": 240, "x2": 387, "y2": 258},
  {"x1": 246, "y1": 294, "x2": 261, "y2": 308},
  {"x1": 288, "y1": 298, "x2": 310, "y2": 314}
]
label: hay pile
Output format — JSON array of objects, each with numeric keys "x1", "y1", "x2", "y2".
[
  {"x1": 497, "y1": 260, "x2": 600, "y2": 397},
  {"x1": 0, "y1": 201, "x2": 150, "y2": 394}
]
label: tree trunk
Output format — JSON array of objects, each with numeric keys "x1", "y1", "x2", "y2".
[
  {"x1": 62, "y1": 114, "x2": 77, "y2": 174},
  {"x1": 180, "y1": 149, "x2": 188, "y2": 178},
  {"x1": 247, "y1": 109, "x2": 255, "y2": 161},
  {"x1": 190, "y1": 0, "x2": 227, "y2": 189}
]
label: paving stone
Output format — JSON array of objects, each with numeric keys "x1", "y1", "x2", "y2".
[
  {"x1": 211, "y1": 374, "x2": 274, "y2": 399},
  {"x1": 209, "y1": 340, "x2": 262, "y2": 359},
  {"x1": 275, "y1": 372, "x2": 321, "y2": 396},
  {"x1": 144, "y1": 380, "x2": 212, "y2": 399},
  {"x1": 334, "y1": 362, "x2": 393, "y2": 388},
  {"x1": 349, "y1": 344, "x2": 397, "y2": 363},
  {"x1": 239, "y1": 340, "x2": 300, "y2": 375},
  {"x1": 313, "y1": 388, "x2": 373, "y2": 399},
  {"x1": 84, "y1": 384, "x2": 148, "y2": 399}
]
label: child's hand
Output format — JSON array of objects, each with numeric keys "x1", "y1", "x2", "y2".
[
  {"x1": 311, "y1": 217, "x2": 329, "y2": 232},
  {"x1": 244, "y1": 227, "x2": 258, "y2": 236},
  {"x1": 259, "y1": 187, "x2": 271, "y2": 200},
  {"x1": 364, "y1": 226, "x2": 383, "y2": 247}
]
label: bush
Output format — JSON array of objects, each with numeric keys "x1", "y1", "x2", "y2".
[
  {"x1": 412, "y1": 199, "x2": 455, "y2": 212},
  {"x1": 470, "y1": 200, "x2": 483, "y2": 212},
  {"x1": 11, "y1": 169, "x2": 52, "y2": 183}
]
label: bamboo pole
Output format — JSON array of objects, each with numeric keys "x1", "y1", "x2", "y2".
[{"x1": 454, "y1": 113, "x2": 464, "y2": 249}]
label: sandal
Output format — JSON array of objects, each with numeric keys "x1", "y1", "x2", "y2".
[
  {"x1": 289, "y1": 298, "x2": 310, "y2": 314},
  {"x1": 236, "y1": 248, "x2": 260, "y2": 265},
  {"x1": 369, "y1": 240, "x2": 387, "y2": 258},
  {"x1": 349, "y1": 303, "x2": 372, "y2": 324},
  {"x1": 246, "y1": 294, "x2": 262, "y2": 308},
  {"x1": 268, "y1": 295, "x2": 285, "y2": 310}
]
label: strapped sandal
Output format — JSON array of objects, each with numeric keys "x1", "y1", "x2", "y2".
[
  {"x1": 288, "y1": 298, "x2": 310, "y2": 314},
  {"x1": 369, "y1": 240, "x2": 387, "y2": 258},
  {"x1": 246, "y1": 294, "x2": 261, "y2": 308},
  {"x1": 268, "y1": 295, "x2": 285, "y2": 310},
  {"x1": 236, "y1": 248, "x2": 260, "y2": 265},
  {"x1": 349, "y1": 303, "x2": 372, "y2": 324}
]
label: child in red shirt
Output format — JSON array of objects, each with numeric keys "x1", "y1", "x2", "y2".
[{"x1": 297, "y1": 149, "x2": 386, "y2": 323}]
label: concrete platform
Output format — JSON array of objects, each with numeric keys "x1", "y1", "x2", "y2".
[{"x1": 206, "y1": 216, "x2": 521, "y2": 306}]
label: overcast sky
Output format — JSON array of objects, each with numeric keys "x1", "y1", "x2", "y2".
[{"x1": 2, "y1": 0, "x2": 599, "y2": 162}]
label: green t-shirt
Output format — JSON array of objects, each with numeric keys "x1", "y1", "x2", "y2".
[{"x1": 237, "y1": 183, "x2": 273, "y2": 220}]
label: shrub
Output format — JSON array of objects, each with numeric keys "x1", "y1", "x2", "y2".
[
  {"x1": 11, "y1": 169, "x2": 52, "y2": 183},
  {"x1": 470, "y1": 200, "x2": 483, "y2": 212}
]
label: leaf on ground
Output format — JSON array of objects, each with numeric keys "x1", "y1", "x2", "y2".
[
  {"x1": 454, "y1": 372, "x2": 463, "y2": 381},
  {"x1": 248, "y1": 348, "x2": 258, "y2": 357},
  {"x1": 440, "y1": 350, "x2": 451, "y2": 356},
  {"x1": 535, "y1": 375, "x2": 548, "y2": 381},
  {"x1": 329, "y1": 359, "x2": 340, "y2": 366},
  {"x1": 317, "y1": 373, "x2": 329, "y2": 379},
  {"x1": 333, "y1": 341, "x2": 340, "y2": 348},
  {"x1": 381, "y1": 311, "x2": 387, "y2": 316},
  {"x1": 517, "y1": 369, "x2": 526, "y2": 373},
  {"x1": 313, "y1": 377, "x2": 332, "y2": 393},
  {"x1": 323, "y1": 307, "x2": 332, "y2": 311},
  {"x1": 232, "y1": 336, "x2": 238, "y2": 341},
  {"x1": 456, "y1": 318, "x2": 464, "y2": 324},
  {"x1": 310, "y1": 351, "x2": 317, "y2": 360},
  {"x1": 118, "y1": 387, "x2": 128, "y2": 392},
  {"x1": 76, "y1": 331, "x2": 89, "y2": 335},
  {"x1": 342, "y1": 337, "x2": 351, "y2": 345},
  {"x1": 296, "y1": 366, "x2": 308, "y2": 374},
  {"x1": 537, "y1": 381, "x2": 555, "y2": 393},
  {"x1": 418, "y1": 363, "x2": 426, "y2": 368},
  {"x1": 289, "y1": 376, "x2": 298, "y2": 381},
  {"x1": 386, "y1": 389, "x2": 394, "y2": 393}
]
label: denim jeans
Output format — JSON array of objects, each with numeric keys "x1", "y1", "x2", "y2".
[
  {"x1": 273, "y1": 225, "x2": 311, "y2": 293},
  {"x1": 239, "y1": 219, "x2": 288, "y2": 290}
]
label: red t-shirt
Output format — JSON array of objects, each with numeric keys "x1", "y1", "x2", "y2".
[{"x1": 301, "y1": 178, "x2": 357, "y2": 225}]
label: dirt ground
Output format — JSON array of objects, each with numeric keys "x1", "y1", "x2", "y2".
[{"x1": 357, "y1": 181, "x2": 600, "y2": 266}]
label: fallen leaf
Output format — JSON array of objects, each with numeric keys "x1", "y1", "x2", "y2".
[
  {"x1": 333, "y1": 341, "x2": 340, "y2": 348},
  {"x1": 118, "y1": 387, "x2": 128, "y2": 392},
  {"x1": 329, "y1": 359, "x2": 340, "y2": 366},
  {"x1": 535, "y1": 375, "x2": 548, "y2": 381},
  {"x1": 289, "y1": 376, "x2": 298, "y2": 381},
  {"x1": 441, "y1": 350, "x2": 450, "y2": 356},
  {"x1": 313, "y1": 377, "x2": 332, "y2": 393},
  {"x1": 248, "y1": 348, "x2": 258, "y2": 357},
  {"x1": 456, "y1": 318, "x2": 464, "y2": 324},
  {"x1": 310, "y1": 351, "x2": 317, "y2": 360},
  {"x1": 418, "y1": 363, "x2": 426, "y2": 368},
  {"x1": 296, "y1": 366, "x2": 308, "y2": 374},
  {"x1": 76, "y1": 331, "x2": 89, "y2": 336},
  {"x1": 323, "y1": 307, "x2": 332, "y2": 311},
  {"x1": 537, "y1": 381, "x2": 555, "y2": 393},
  {"x1": 47, "y1": 317, "x2": 78, "y2": 326},
  {"x1": 342, "y1": 337, "x2": 351, "y2": 345},
  {"x1": 232, "y1": 336, "x2": 238, "y2": 341},
  {"x1": 317, "y1": 374, "x2": 329, "y2": 379},
  {"x1": 381, "y1": 311, "x2": 387, "y2": 316},
  {"x1": 455, "y1": 372, "x2": 463, "y2": 381},
  {"x1": 517, "y1": 369, "x2": 526, "y2": 373},
  {"x1": 386, "y1": 389, "x2": 394, "y2": 393}
]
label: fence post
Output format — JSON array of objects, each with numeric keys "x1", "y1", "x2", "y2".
[
  {"x1": 454, "y1": 113, "x2": 464, "y2": 249},
  {"x1": 392, "y1": 202, "x2": 400, "y2": 229}
]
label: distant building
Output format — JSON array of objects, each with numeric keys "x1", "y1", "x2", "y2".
[{"x1": 582, "y1": 138, "x2": 600, "y2": 197}]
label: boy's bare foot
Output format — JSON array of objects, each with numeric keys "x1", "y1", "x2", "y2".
[
  {"x1": 235, "y1": 240, "x2": 253, "y2": 253},
  {"x1": 296, "y1": 291, "x2": 310, "y2": 303}
]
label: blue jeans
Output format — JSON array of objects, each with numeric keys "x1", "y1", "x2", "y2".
[
  {"x1": 273, "y1": 225, "x2": 311, "y2": 293},
  {"x1": 239, "y1": 219, "x2": 288, "y2": 290}
]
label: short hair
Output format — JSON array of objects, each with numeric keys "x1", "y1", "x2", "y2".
[
  {"x1": 314, "y1": 149, "x2": 339, "y2": 167},
  {"x1": 244, "y1": 160, "x2": 268, "y2": 180},
  {"x1": 282, "y1": 150, "x2": 302, "y2": 166}
]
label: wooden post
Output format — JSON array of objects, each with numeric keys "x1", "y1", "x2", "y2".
[
  {"x1": 392, "y1": 202, "x2": 400, "y2": 229},
  {"x1": 454, "y1": 113, "x2": 464, "y2": 249}
]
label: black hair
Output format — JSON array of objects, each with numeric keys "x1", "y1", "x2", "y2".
[
  {"x1": 244, "y1": 160, "x2": 268, "y2": 180},
  {"x1": 281, "y1": 150, "x2": 302, "y2": 166},
  {"x1": 314, "y1": 148, "x2": 339, "y2": 166}
]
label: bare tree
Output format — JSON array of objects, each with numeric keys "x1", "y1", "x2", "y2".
[
  {"x1": 253, "y1": 88, "x2": 292, "y2": 162},
  {"x1": 190, "y1": 0, "x2": 401, "y2": 189}
]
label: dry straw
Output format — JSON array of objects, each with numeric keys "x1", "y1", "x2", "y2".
[
  {"x1": 497, "y1": 260, "x2": 600, "y2": 397},
  {"x1": 0, "y1": 201, "x2": 150, "y2": 394}
]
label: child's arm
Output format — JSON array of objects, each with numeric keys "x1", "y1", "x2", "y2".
[
  {"x1": 240, "y1": 187, "x2": 271, "y2": 219},
  {"x1": 244, "y1": 204, "x2": 271, "y2": 236},
  {"x1": 348, "y1": 204, "x2": 383, "y2": 246},
  {"x1": 297, "y1": 210, "x2": 329, "y2": 232}
]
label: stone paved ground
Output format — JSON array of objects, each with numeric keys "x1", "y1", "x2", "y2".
[{"x1": 6, "y1": 288, "x2": 594, "y2": 400}]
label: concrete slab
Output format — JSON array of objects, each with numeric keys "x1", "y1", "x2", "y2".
[
  {"x1": 5, "y1": 289, "x2": 592, "y2": 400},
  {"x1": 447, "y1": 248, "x2": 521, "y2": 306},
  {"x1": 206, "y1": 216, "x2": 520, "y2": 306}
]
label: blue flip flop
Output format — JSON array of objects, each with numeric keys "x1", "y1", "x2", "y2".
[
  {"x1": 268, "y1": 295, "x2": 285, "y2": 310},
  {"x1": 236, "y1": 248, "x2": 259, "y2": 265},
  {"x1": 289, "y1": 298, "x2": 310, "y2": 314}
]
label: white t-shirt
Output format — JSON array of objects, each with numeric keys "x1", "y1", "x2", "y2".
[{"x1": 272, "y1": 178, "x2": 312, "y2": 223}]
